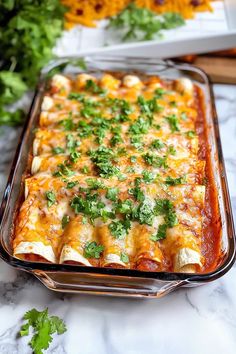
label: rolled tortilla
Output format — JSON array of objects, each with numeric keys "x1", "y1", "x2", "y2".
[
  {"x1": 59, "y1": 215, "x2": 96, "y2": 266},
  {"x1": 98, "y1": 224, "x2": 130, "y2": 268},
  {"x1": 134, "y1": 223, "x2": 163, "y2": 271}
]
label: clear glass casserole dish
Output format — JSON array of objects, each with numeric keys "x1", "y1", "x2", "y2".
[{"x1": 0, "y1": 56, "x2": 235, "y2": 298}]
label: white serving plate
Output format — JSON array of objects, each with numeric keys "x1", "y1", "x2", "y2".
[{"x1": 54, "y1": 0, "x2": 236, "y2": 58}]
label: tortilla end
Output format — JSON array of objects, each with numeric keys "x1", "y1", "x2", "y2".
[
  {"x1": 14, "y1": 241, "x2": 56, "y2": 263},
  {"x1": 174, "y1": 247, "x2": 202, "y2": 273},
  {"x1": 59, "y1": 245, "x2": 92, "y2": 267}
]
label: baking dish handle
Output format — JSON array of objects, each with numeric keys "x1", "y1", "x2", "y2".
[{"x1": 33, "y1": 270, "x2": 186, "y2": 298}]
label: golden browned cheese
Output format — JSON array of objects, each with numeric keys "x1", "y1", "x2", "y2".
[{"x1": 13, "y1": 71, "x2": 210, "y2": 273}]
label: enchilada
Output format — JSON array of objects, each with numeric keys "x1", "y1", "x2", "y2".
[{"x1": 13, "y1": 71, "x2": 220, "y2": 273}]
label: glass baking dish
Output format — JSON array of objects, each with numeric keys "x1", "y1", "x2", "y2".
[{"x1": 0, "y1": 57, "x2": 235, "y2": 298}]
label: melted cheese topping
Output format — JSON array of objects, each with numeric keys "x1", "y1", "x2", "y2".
[{"x1": 13, "y1": 72, "x2": 208, "y2": 273}]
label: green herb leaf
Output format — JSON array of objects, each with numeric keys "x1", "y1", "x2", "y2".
[
  {"x1": 19, "y1": 308, "x2": 66, "y2": 354},
  {"x1": 109, "y1": 220, "x2": 131, "y2": 239},
  {"x1": 59, "y1": 118, "x2": 75, "y2": 131},
  {"x1": 86, "y1": 178, "x2": 105, "y2": 190},
  {"x1": 120, "y1": 252, "x2": 129, "y2": 263},
  {"x1": 165, "y1": 175, "x2": 186, "y2": 186},
  {"x1": 45, "y1": 191, "x2": 56, "y2": 207},
  {"x1": 54, "y1": 163, "x2": 75, "y2": 177},
  {"x1": 142, "y1": 152, "x2": 168, "y2": 168},
  {"x1": 85, "y1": 79, "x2": 106, "y2": 95},
  {"x1": 0, "y1": 0, "x2": 66, "y2": 126},
  {"x1": 66, "y1": 181, "x2": 78, "y2": 189},
  {"x1": 165, "y1": 114, "x2": 180, "y2": 132},
  {"x1": 62, "y1": 215, "x2": 70, "y2": 229},
  {"x1": 68, "y1": 92, "x2": 85, "y2": 101},
  {"x1": 52, "y1": 146, "x2": 65, "y2": 155},
  {"x1": 142, "y1": 170, "x2": 155, "y2": 184},
  {"x1": 106, "y1": 187, "x2": 119, "y2": 202},
  {"x1": 84, "y1": 241, "x2": 104, "y2": 259},
  {"x1": 150, "y1": 224, "x2": 168, "y2": 241},
  {"x1": 151, "y1": 139, "x2": 165, "y2": 150},
  {"x1": 108, "y1": 4, "x2": 184, "y2": 42},
  {"x1": 0, "y1": 71, "x2": 27, "y2": 105},
  {"x1": 185, "y1": 130, "x2": 196, "y2": 138}
]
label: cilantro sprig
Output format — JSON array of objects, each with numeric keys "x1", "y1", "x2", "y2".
[
  {"x1": 45, "y1": 191, "x2": 56, "y2": 207},
  {"x1": 84, "y1": 241, "x2": 104, "y2": 259},
  {"x1": 19, "y1": 308, "x2": 66, "y2": 354},
  {"x1": 108, "y1": 4, "x2": 185, "y2": 42}
]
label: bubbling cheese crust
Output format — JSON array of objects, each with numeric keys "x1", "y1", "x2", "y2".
[{"x1": 13, "y1": 72, "x2": 217, "y2": 273}]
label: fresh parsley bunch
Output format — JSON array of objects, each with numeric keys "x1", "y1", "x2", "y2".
[
  {"x1": 0, "y1": 0, "x2": 66, "y2": 126},
  {"x1": 20, "y1": 308, "x2": 67, "y2": 354}
]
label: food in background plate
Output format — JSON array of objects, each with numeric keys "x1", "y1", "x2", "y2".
[
  {"x1": 62, "y1": 0, "x2": 216, "y2": 29},
  {"x1": 13, "y1": 71, "x2": 221, "y2": 273}
]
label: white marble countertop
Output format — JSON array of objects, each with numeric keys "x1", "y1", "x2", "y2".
[{"x1": 0, "y1": 84, "x2": 236, "y2": 354}]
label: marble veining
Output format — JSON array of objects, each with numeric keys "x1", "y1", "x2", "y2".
[{"x1": 0, "y1": 84, "x2": 235, "y2": 354}]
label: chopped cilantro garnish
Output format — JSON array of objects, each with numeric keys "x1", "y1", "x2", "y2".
[
  {"x1": 106, "y1": 97, "x2": 132, "y2": 116},
  {"x1": 62, "y1": 215, "x2": 70, "y2": 229},
  {"x1": 154, "y1": 87, "x2": 166, "y2": 98},
  {"x1": 109, "y1": 220, "x2": 131, "y2": 239},
  {"x1": 142, "y1": 152, "x2": 168, "y2": 168},
  {"x1": 80, "y1": 105, "x2": 99, "y2": 119},
  {"x1": 150, "y1": 224, "x2": 167, "y2": 241},
  {"x1": 52, "y1": 147, "x2": 65, "y2": 155},
  {"x1": 165, "y1": 175, "x2": 186, "y2": 186},
  {"x1": 54, "y1": 163, "x2": 75, "y2": 177},
  {"x1": 111, "y1": 133, "x2": 122, "y2": 147},
  {"x1": 130, "y1": 135, "x2": 143, "y2": 150},
  {"x1": 118, "y1": 173, "x2": 127, "y2": 181},
  {"x1": 120, "y1": 252, "x2": 129, "y2": 263},
  {"x1": 66, "y1": 181, "x2": 78, "y2": 189},
  {"x1": 151, "y1": 139, "x2": 165, "y2": 150},
  {"x1": 77, "y1": 120, "x2": 93, "y2": 138},
  {"x1": 116, "y1": 199, "x2": 133, "y2": 215},
  {"x1": 130, "y1": 156, "x2": 137, "y2": 163},
  {"x1": 81, "y1": 166, "x2": 89, "y2": 174},
  {"x1": 59, "y1": 117, "x2": 74, "y2": 131},
  {"x1": 186, "y1": 130, "x2": 196, "y2": 138},
  {"x1": 70, "y1": 194, "x2": 105, "y2": 221},
  {"x1": 85, "y1": 79, "x2": 106, "y2": 95},
  {"x1": 82, "y1": 216, "x2": 87, "y2": 224},
  {"x1": 89, "y1": 146, "x2": 120, "y2": 178},
  {"x1": 68, "y1": 92, "x2": 85, "y2": 101},
  {"x1": 165, "y1": 114, "x2": 180, "y2": 132},
  {"x1": 154, "y1": 124, "x2": 161, "y2": 130},
  {"x1": 116, "y1": 146, "x2": 126, "y2": 156},
  {"x1": 128, "y1": 183, "x2": 145, "y2": 202},
  {"x1": 106, "y1": 187, "x2": 119, "y2": 202},
  {"x1": 167, "y1": 145, "x2": 176, "y2": 155},
  {"x1": 180, "y1": 112, "x2": 187, "y2": 120},
  {"x1": 129, "y1": 116, "x2": 150, "y2": 135},
  {"x1": 126, "y1": 166, "x2": 135, "y2": 173},
  {"x1": 151, "y1": 198, "x2": 178, "y2": 241},
  {"x1": 86, "y1": 178, "x2": 105, "y2": 190},
  {"x1": 69, "y1": 150, "x2": 80, "y2": 163},
  {"x1": 66, "y1": 134, "x2": 80, "y2": 150},
  {"x1": 45, "y1": 191, "x2": 56, "y2": 207},
  {"x1": 84, "y1": 241, "x2": 104, "y2": 259},
  {"x1": 137, "y1": 96, "x2": 161, "y2": 117},
  {"x1": 132, "y1": 199, "x2": 155, "y2": 226},
  {"x1": 142, "y1": 170, "x2": 155, "y2": 184}
]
